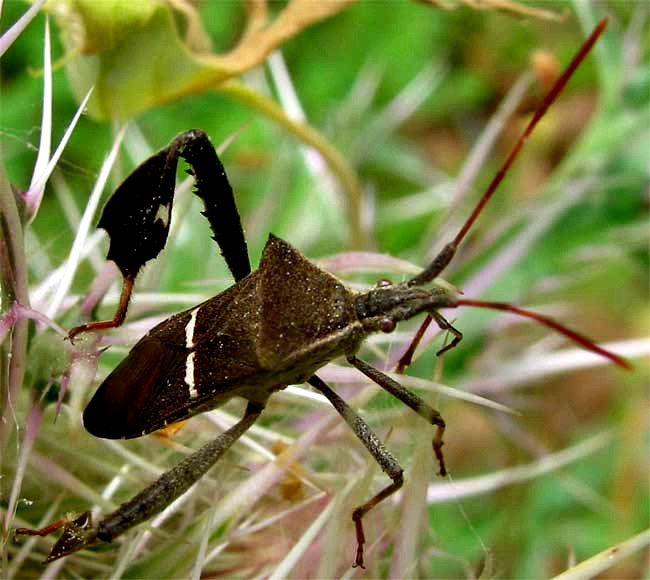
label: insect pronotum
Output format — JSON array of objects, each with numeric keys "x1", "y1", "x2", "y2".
[{"x1": 16, "y1": 17, "x2": 629, "y2": 568}]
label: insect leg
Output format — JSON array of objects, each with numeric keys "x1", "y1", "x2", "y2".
[
  {"x1": 396, "y1": 311, "x2": 463, "y2": 372},
  {"x1": 68, "y1": 275, "x2": 134, "y2": 340},
  {"x1": 36, "y1": 401, "x2": 264, "y2": 562},
  {"x1": 97, "y1": 401, "x2": 263, "y2": 540},
  {"x1": 347, "y1": 355, "x2": 446, "y2": 477},
  {"x1": 308, "y1": 374, "x2": 403, "y2": 569},
  {"x1": 70, "y1": 130, "x2": 250, "y2": 339},
  {"x1": 432, "y1": 312, "x2": 463, "y2": 356},
  {"x1": 396, "y1": 313, "x2": 433, "y2": 373},
  {"x1": 174, "y1": 129, "x2": 251, "y2": 281}
]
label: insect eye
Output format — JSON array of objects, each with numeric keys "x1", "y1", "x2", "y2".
[
  {"x1": 376, "y1": 278, "x2": 392, "y2": 288},
  {"x1": 379, "y1": 318, "x2": 396, "y2": 333}
]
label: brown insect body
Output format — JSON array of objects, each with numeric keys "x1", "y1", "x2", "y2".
[
  {"x1": 85, "y1": 232, "x2": 456, "y2": 439},
  {"x1": 15, "y1": 18, "x2": 628, "y2": 568},
  {"x1": 86, "y1": 234, "x2": 361, "y2": 438}
]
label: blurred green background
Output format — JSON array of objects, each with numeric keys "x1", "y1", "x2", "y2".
[{"x1": 2, "y1": 1, "x2": 648, "y2": 578}]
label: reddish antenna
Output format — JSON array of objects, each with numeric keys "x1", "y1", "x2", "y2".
[
  {"x1": 450, "y1": 18, "x2": 609, "y2": 250},
  {"x1": 453, "y1": 299, "x2": 632, "y2": 369},
  {"x1": 408, "y1": 18, "x2": 609, "y2": 288},
  {"x1": 398, "y1": 18, "x2": 631, "y2": 372}
]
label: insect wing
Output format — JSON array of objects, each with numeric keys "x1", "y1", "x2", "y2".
[
  {"x1": 84, "y1": 275, "x2": 263, "y2": 439},
  {"x1": 83, "y1": 337, "x2": 187, "y2": 438}
]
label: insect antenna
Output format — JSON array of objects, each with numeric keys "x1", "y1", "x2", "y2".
[
  {"x1": 452, "y1": 299, "x2": 632, "y2": 370},
  {"x1": 407, "y1": 17, "x2": 609, "y2": 289},
  {"x1": 396, "y1": 18, "x2": 630, "y2": 372}
]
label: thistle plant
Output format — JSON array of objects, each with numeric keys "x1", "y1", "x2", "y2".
[{"x1": 1, "y1": 2, "x2": 648, "y2": 579}]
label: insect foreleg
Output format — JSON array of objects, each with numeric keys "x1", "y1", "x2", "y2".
[
  {"x1": 395, "y1": 313, "x2": 433, "y2": 373},
  {"x1": 395, "y1": 311, "x2": 464, "y2": 372},
  {"x1": 432, "y1": 312, "x2": 463, "y2": 356},
  {"x1": 308, "y1": 374, "x2": 404, "y2": 569}
]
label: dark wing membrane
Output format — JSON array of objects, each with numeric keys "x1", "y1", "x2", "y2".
[
  {"x1": 83, "y1": 337, "x2": 187, "y2": 438},
  {"x1": 84, "y1": 273, "x2": 264, "y2": 439},
  {"x1": 126, "y1": 333, "x2": 262, "y2": 436}
]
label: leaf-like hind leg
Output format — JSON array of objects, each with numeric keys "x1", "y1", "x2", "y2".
[
  {"x1": 96, "y1": 401, "x2": 263, "y2": 542},
  {"x1": 347, "y1": 355, "x2": 447, "y2": 477},
  {"x1": 68, "y1": 275, "x2": 134, "y2": 340},
  {"x1": 70, "y1": 129, "x2": 250, "y2": 339},
  {"x1": 23, "y1": 401, "x2": 264, "y2": 562},
  {"x1": 308, "y1": 374, "x2": 404, "y2": 569},
  {"x1": 174, "y1": 129, "x2": 251, "y2": 282}
]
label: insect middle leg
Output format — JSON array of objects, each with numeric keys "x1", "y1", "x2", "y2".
[
  {"x1": 308, "y1": 374, "x2": 403, "y2": 569},
  {"x1": 347, "y1": 355, "x2": 447, "y2": 476}
]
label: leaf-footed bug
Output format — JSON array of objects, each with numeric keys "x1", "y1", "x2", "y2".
[{"x1": 15, "y1": 17, "x2": 630, "y2": 568}]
